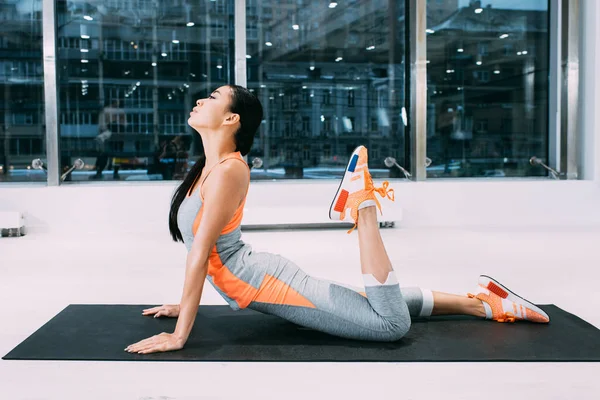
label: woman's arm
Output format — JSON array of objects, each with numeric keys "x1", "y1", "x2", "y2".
[{"x1": 173, "y1": 160, "x2": 249, "y2": 343}]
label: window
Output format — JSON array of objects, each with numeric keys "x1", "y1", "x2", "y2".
[
  {"x1": 302, "y1": 117, "x2": 310, "y2": 133},
  {"x1": 211, "y1": 19, "x2": 226, "y2": 39},
  {"x1": 247, "y1": 0, "x2": 407, "y2": 178},
  {"x1": 0, "y1": 4, "x2": 45, "y2": 183},
  {"x1": 6, "y1": 0, "x2": 565, "y2": 186},
  {"x1": 473, "y1": 70, "x2": 490, "y2": 83},
  {"x1": 247, "y1": 22, "x2": 258, "y2": 40},
  {"x1": 322, "y1": 116, "x2": 332, "y2": 133},
  {"x1": 323, "y1": 90, "x2": 331, "y2": 105},
  {"x1": 55, "y1": 0, "x2": 232, "y2": 181},
  {"x1": 426, "y1": 0, "x2": 549, "y2": 178}
]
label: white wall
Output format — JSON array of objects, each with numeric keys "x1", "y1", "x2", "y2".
[{"x1": 2, "y1": 179, "x2": 600, "y2": 236}]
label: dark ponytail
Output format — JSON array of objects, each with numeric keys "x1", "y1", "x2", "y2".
[{"x1": 168, "y1": 85, "x2": 263, "y2": 242}]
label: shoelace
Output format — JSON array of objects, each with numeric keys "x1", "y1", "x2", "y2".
[
  {"x1": 347, "y1": 180, "x2": 395, "y2": 234},
  {"x1": 496, "y1": 312, "x2": 517, "y2": 323},
  {"x1": 372, "y1": 180, "x2": 395, "y2": 201}
]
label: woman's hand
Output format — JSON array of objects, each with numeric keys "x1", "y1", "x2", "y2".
[
  {"x1": 125, "y1": 332, "x2": 185, "y2": 354},
  {"x1": 142, "y1": 304, "x2": 180, "y2": 318}
]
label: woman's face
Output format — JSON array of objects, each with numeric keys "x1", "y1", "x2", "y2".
[{"x1": 188, "y1": 85, "x2": 236, "y2": 131}]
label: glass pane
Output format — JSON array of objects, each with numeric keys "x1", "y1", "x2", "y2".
[
  {"x1": 57, "y1": 0, "x2": 233, "y2": 182},
  {"x1": 246, "y1": 0, "x2": 408, "y2": 180},
  {"x1": 0, "y1": 2, "x2": 45, "y2": 183},
  {"x1": 426, "y1": 0, "x2": 549, "y2": 178}
]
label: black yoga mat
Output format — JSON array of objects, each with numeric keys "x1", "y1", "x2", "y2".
[{"x1": 3, "y1": 304, "x2": 600, "y2": 362}]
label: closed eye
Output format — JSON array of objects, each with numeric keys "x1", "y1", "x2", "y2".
[{"x1": 209, "y1": 95, "x2": 216, "y2": 99}]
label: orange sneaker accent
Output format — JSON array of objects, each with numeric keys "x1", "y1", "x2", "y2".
[
  {"x1": 487, "y1": 281, "x2": 508, "y2": 298},
  {"x1": 524, "y1": 308, "x2": 551, "y2": 323},
  {"x1": 334, "y1": 189, "x2": 349, "y2": 213}
]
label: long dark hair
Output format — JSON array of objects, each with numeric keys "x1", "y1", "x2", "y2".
[{"x1": 168, "y1": 85, "x2": 263, "y2": 242}]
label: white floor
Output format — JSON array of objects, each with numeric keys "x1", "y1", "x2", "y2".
[{"x1": 1, "y1": 226, "x2": 599, "y2": 400}]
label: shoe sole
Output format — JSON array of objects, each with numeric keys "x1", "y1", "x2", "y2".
[
  {"x1": 329, "y1": 145, "x2": 364, "y2": 220},
  {"x1": 479, "y1": 275, "x2": 549, "y2": 321}
]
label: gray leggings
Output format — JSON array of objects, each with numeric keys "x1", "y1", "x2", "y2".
[{"x1": 211, "y1": 247, "x2": 434, "y2": 342}]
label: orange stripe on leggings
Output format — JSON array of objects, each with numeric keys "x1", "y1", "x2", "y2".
[
  {"x1": 208, "y1": 250, "x2": 258, "y2": 309},
  {"x1": 205, "y1": 249, "x2": 317, "y2": 310},
  {"x1": 253, "y1": 274, "x2": 316, "y2": 308},
  {"x1": 192, "y1": 192, "x2": 315, "y2": 309}
]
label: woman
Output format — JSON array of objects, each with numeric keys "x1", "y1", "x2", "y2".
[{"x1": 125, "y1": 85, "x2": 549, "y2": 355}]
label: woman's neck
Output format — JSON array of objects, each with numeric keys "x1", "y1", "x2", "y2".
[{"x1": 201, "y1": 133, "x2": 237, "y2": 170}]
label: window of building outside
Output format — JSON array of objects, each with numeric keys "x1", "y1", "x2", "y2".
[
  {"x1": 246, "y1": 0, "x2": 408, "y2": 180},
  {"x1": 426, "y1": 0, "x2": 549, "y2": 178},
  {"x1": 0, "y1": 0, "x2": 553, "y2": 184},
  {"x1": 0, "y1": 2, "x2": 45, "y2": 182},
  {"x1": 56, "y1": 0, "x2": 234, "y2": 182}
]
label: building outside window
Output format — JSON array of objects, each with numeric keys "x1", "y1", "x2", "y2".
[{"x1": 0, "y1": 0, "x2": 563, "y2": 184}]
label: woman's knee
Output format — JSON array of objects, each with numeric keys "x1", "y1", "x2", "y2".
[{"x1": 379, "y1": 318, "x2": 411, "y2": 342}]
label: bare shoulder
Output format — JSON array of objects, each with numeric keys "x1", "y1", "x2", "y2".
[
  {"x1": 214, "y1": 158, "x2": 249, "y2": 184},
  {"x1": 203, "y1": 158, "x2": 249, "y2": 199}
]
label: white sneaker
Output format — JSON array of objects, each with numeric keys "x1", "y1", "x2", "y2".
[{"x1": 468, "y1": 275, "x2": 550, "y2": 323}]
